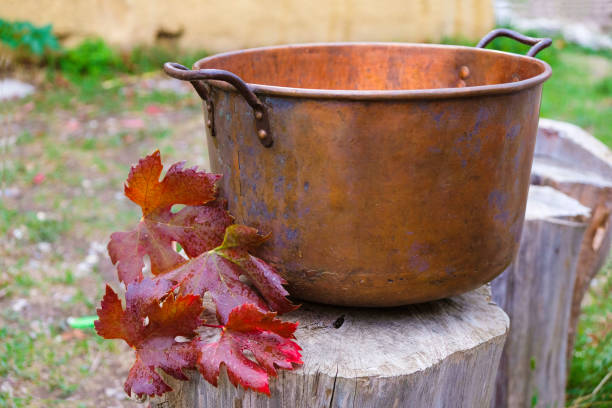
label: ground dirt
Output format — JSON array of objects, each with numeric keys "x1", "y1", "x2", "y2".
[{"x1": 1, "y1": 73, "x2": 209, "y2": 407}]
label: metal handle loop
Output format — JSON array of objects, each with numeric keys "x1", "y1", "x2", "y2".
[
  {"x1": 163, "y1": 62, "x2": 273, "y2": 147},
  {"x1": 476, "y1": 28, "x2": 552, "y2": 58}
]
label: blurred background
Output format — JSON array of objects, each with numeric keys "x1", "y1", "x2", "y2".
[{"x1": 0, "y1": 0, "x2": 610, "y2": 407}]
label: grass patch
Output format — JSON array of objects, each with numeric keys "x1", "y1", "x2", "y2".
[
  {"x1": 23, "y1": 37, "x2": 207, "y2": 116},
  {"x1": 0, "y1": 203, "x2": 71, "y2": 243},
  {"x1": 32, "y1": 75, "x2": 193, "y2": 116},
  {"x1": 566, "y1": 262, "x2": 612, "y2": 407},
  {"x1": 541, "y1": 50, "x2": 612, "y2": 147},
  {"x1": 0, "y1": 310, "x2": 122, "y2": 407}
]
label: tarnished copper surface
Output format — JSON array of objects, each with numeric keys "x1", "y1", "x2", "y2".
[{"x1": 170, "y1": 38, "x2": 551, "y2": 306}]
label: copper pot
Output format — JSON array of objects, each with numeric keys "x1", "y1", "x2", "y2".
[{"x1": 164, "y1": 29, "x2": 552, "y2": 307}]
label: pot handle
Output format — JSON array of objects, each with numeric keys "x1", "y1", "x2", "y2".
[
  {"x1": 476, "y1": 28, "x2": 552, "y2": 57},
  {"x1": 163, "y1": 62, "x2": 273, "y2": 147}
]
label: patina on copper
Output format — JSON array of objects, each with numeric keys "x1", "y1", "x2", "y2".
[{"x1": 164, "y1": 29, "x2": 552, "y2": 307}]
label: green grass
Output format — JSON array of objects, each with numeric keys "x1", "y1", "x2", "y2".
[
  {"x1": 566, "y1": 262, "x2": 612, "y2": 407},
  {"x1": 0, "y1": 310, "x2": 119, "y2": 407},
  {"x1": 540, "y1": 47, "x2": 612, "y2": 147},
  {"x1": 33, "y1": 74, "x2": 192, "y2": 116},
  {"x1": 0, "y1": 203, "x2": 71, "y2": 243},
  {"x1": 24, "y1": 37, "x2": 208, "y2": 116}
]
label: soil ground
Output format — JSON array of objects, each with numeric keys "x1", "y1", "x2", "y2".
[{"x1": 1, "y1": 73, "x2": 208, "y2": 407}]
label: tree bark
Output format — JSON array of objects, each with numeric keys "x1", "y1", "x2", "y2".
[
  {"x1": 532, "y1": 118, "x2": 612, "y2": 365},
  {"x1": 491, "y1": 185, "x2": 590, "y2": 408},
  {"x1": 151, "y1": 286, "x2": 509, "y2": 408}
]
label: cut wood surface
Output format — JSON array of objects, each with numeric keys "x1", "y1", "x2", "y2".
[
  {"x1": 532, "y1": 118, "x2": 612, "y2": 365},
  {"x1": 491, "y1": 185, "x2": 590, "y2": 408},
  {"x1": 151, "y1": 286, "x2": 509, "y2": 408}
]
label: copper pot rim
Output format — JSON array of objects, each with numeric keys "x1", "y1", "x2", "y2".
[{"x1": 193, "y1": 42, "x2": 552, "y2": 101}]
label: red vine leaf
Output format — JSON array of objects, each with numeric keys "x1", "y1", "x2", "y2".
[
  {"x1": 95, "y1": 279, "x2": 203, "y2": 397},
  {"x1": 197, "y1": 304, "x2": 302, "y2": 395},
  {"x1": 125, "y1": 150, "x2": 220, "y2": 216},
  {"x1": 108, "y1": 151, "x2": 232, "y2": 284},
  {"x1": 102, "y1": 152, "x2": 301, "y2": 397},
  {"x1": 161, "y1": 224, "x2": 297, "y2": 324},
  {"x1": 215, "y1": 225, "x2": 296, "y2": 316}
]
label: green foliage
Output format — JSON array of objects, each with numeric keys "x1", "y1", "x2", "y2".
[
  {"x1": 54, "y1": 37, "x2": 207, "y2": 79},
  {"x1": 0, "y1": 19, "x2": 59, "y2": 55},
  {"x1": 127, "y1": 46, "x2": 179, "y2": 73},
  {"x1": 540, "y1": 50, "x2": 612, "y2": 147},
  {"x1": 530, "y1": 389, "x2": 538, "y2": 408},
  {"x1": 595, "y1": 75, "x2": 612, "y2": 96},
  {"x1": 0, "y1": 18, "x2": 207, "y2": 81},
  {"x1": 58, "y1": 38, "x2": 125, "y2": 78},
  {"x1": 127, "y1": 46, "x2": 208, "y2": 74},
  {"x1": 566, "y1": 263, "x2": 612, "y2": 406}
]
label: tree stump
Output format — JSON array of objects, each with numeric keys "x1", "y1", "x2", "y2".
[
  {"x1": 491, "y1": 185, "x2": 590, "y2": 408},
  {"x1": 531, "y1": 118, "x2": 612, "y2": 364},
  {"x1": 151, "y1": 286, "x2": 509, "y2": 408}
]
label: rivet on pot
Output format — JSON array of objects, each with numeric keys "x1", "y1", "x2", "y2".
[
  {"x1": 258, "y1": 129, "x2": 267, "y2": 139},
  {"x1": 206, "y1": 119, "x2": 212, "y2": 128},
  {"x1": 255, "y1": 111, "x2": 263, "y2": 120},
  {"x1": 459, "y1": 65, "x2": 470, "y2": 79}
]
